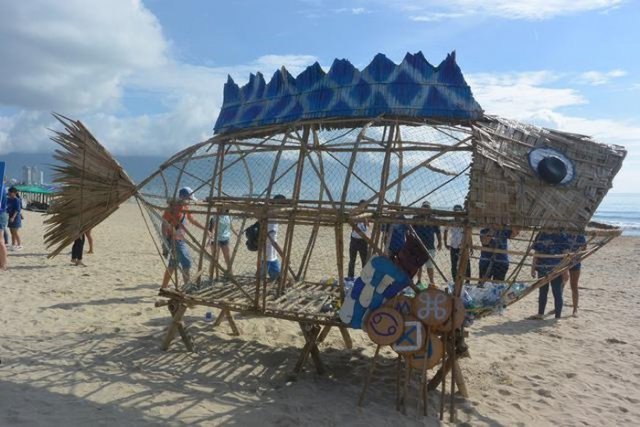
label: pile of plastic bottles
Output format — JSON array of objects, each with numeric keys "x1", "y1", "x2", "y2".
[{"x1": 448, "y1": 282, "x2": 529, "y2": 326}]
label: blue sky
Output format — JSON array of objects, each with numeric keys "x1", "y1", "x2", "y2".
[{"x1": 0, "y1": 0, "x2": 638, "y2": 191}]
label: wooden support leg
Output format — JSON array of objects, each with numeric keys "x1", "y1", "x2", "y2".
[
  {"x1": 427, "y1": 355, "x2": 454, "y2": 391},
  {"x1": 453, "y1": 359, "x2": 469, "y2": 398},
  {"x1": 339, "y1": 327, "x2": 353, "y2": 350},
  {"x1": 317, "y1": 325, "x2": 332, "y2": 344},
  {"x1": 212, "y1": 308, "x2": 240, "y2": 336},
  {"x1": 294, "y1": 322, "x2": 325, "y2": 375},
  {"x1": 358, "y1": 345, "x2": 381, "y2": 407},
  {"x1": 161, "y1": 302, "x2": 195, "y2": 352}
]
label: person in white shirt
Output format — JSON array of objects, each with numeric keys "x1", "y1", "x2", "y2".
[
  {"x1": 263, "y1": 194, "x2": 286, "y2": 281},
  {"x1": 444, "y1": 204, "x2": 472, "y2": 283},
  {"x1": 347, "y1": 199, "x2": 369, "y2": 279}
]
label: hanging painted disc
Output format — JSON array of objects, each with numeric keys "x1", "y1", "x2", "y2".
[
  {"x1": 385, "y1": 294, "x2": 413, "y2": 316},
  {"x1": 407, "y1": 334, "x2": 444, "y2": 370},
  {"x1": 392, "y1": 315, "x2": 426, "y2": 354},
  {"x1": 433, "y1": 296, "x2": 466, "y2": 333},
  {"x1": 412, "y1": 287, "x2": 452, "y2": 327},
  {"x1": 364, "y1": 307, "x2": 403, "y2": 346}
]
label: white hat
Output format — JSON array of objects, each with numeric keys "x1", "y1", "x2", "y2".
[{"x1": 178, "y1": 186, "x2": 197, "y2": 201}]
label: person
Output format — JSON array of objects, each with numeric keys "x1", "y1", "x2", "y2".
[
  {"x1": 209, "y1": 209, "x2": 234, "y2": 277},
  {"x1": 383, "y1": 203, "x2": 407, "y2": 259},
  {"x1": 347, "y1": 200, "x2": 369, "y2": 280},
  {"x1": 86, "y1": 228, "x2": 94, "y2": 254},
  {"x1": 413, "y1": 201, "x2": 442, "y2": 285},
  {"x1": 263, "y1": 194, "x2": 286, "y2": 281},
  {"x1": 0, "y1": 184, "x2": 8, "y2": 247},
  {"x1": 0, "y1": 184, "x2": 7, "y2": 270},
  {"x1": 160, "y1": 187, "x2": 206, "y2": 289},
  {"x1": 6, "y1": 187, "x2": 23, "y2": 250},
  {"x1": 531, "y1": 231, "x2": 569, "y2": 320},
  {"x1": 564, "y1": 232, "x2": 586, "y2": 317},
  {"x1": 444, "y1": 204, "x2": 472, "y2": 283},
  {"x1": 71, "y1": 233, "x2": 86, "y2": 266},
  {"x1": 479, "y1": 226, "x2": 519, "y2": 282}
]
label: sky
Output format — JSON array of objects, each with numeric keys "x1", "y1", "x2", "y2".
[{"x1": 0, "y1": 0, "x2": 638, "y2": 191}]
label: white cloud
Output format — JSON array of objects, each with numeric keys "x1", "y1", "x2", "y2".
[
  {"x1": 0, "y1": 0, "x2": 167, "y2": 113},
  {"x1": 334, "y1": 7, "x2": 369, "y2": 14},
  {"x1": 576, "y1": 69, "x2": 627, "y2": 85},
  {"x1": 467, "y1": 71, "x2": 587, "y2": 120},
  {"x1": 389, "y1": 0, "x2": 625, "y2": 20},
  {"x1": 410, "y1": 12, "x2": 466, "y2": 22},
  {"x1": 0, "y1": 0, "x2": 321, "y2": 156}
]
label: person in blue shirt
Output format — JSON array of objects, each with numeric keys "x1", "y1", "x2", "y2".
[
  {"x1": 413, "y1": 201, "x2": 442, "y2": 285},
  {"x1": 479, "y1": 226, "x2": 519, "y2": 282},
  {"x1": 564, "y1": 233, "x2": 587, "y2": 317},
  {"x1": 383, "y1": 204, "x2": 407, "y2": 258},
  {"x1": 0, "y1": 185, "x2": 7, "y2": 269},
  {"x1": 531, "y1": 231, "x2": 570, "y2": 319},
  {"x1": 6, "y1": 187, "x2": 23, "y2": 250}
]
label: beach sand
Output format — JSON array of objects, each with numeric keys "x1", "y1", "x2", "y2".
[{"x1": 1, "y1": 202, "x2": 639, "y2": 426}]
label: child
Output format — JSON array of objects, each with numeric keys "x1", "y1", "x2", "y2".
[
  {"x1": 6, "y1": 187, "x2": 22, "y2": 250},
  {"x1": 161, "y1": 187, "x2": 206, "y2": 289},
  {"x1": 209, "y1": 209, "x2": 234, "y2": 277},
  {"x1": 71, "y1": 234, "x2": 86, "y2": 266},
  {"x1": 263, "y1": 194, "x2": 286, "y2": 281}
]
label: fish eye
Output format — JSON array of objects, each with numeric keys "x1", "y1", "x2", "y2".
[{"x1": 528, "y1": 147, "x2": 575, "y2": 185}]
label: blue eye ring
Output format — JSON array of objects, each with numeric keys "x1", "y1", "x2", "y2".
[{"x1": 528, "y1": 147, "x2": 575, "y2": 185}]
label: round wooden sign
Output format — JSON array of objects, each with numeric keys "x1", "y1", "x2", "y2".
[
  {"x1": 364, "y1": 307, "x2": 403, "y2": 346},
  {"x1": 412, "y1": 287, "x2": 452, "y2": 327},
  {"x1": 392, "y1": 315, "x2": 426, "y2": 355},
  {"x1": 407, "y1": 334, "x2": 444, "y2": 370},
  {"x1": 385, "y1": 294, "x2": 413, "y2": 316},
  {"x1": 433, "y1": 296, "x2": 466, "y2": 333}
]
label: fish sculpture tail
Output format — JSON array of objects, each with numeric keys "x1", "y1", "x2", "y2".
[{"x1": 44, "y1": 113, "x2": 137, "y2": 258}]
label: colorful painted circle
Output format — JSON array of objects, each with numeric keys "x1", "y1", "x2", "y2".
[
  {"x1": 412, "y1": 287, "x2": 452, "y2": 327},
  {"x1": 433, "y1": 296, "x2": 465, "y2": 333},
  {"x1": 385, "y1": 294, "x2": 413, "y2": 316},
  {"x1": 407, "y1": 334, "x2": 444, "y2": 370},
  {"x1": 364, "y1": 307, "x2": 404, "y2": 345},
  {"x1": 392, "y1": 315, "x2": 426, "y2": 355}
]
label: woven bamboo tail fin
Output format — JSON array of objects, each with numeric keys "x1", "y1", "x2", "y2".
[{"x1": 44, "y1": 113, "x2": 138, "y2": 258}]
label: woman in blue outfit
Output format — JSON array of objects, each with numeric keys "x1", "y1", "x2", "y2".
[
  {"x1": 6, "y1": 187, "x2": 22, "y2": 250},
  {"x1": 531, "y1": 232, "x2": 569, "y2": 319}
]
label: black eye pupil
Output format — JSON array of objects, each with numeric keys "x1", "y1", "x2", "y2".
[{"x1": 537, "y1": 156, "x2": 567, "y2": 184}]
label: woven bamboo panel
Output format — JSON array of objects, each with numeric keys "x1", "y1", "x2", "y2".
[{"x1": 468, "y1": 117, "x2": 626, "y2": 230}]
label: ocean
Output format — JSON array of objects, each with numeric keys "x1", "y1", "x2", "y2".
[{"x1": 593, "y1": 193, "x2": 640, "y2": 236}]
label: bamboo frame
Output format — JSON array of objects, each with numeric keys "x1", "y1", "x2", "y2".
[{"x1": 46, "y1": 112, "x2": 625, "y2": 419}]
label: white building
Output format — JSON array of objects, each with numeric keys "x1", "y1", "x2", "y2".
[{"x1": 22, "y1": 165, "x2": 32, "y2": 184}]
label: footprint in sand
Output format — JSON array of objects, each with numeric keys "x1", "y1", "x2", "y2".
[
  {"x1": 498, "y1": 388, "x2": 512, "y2": 396},
  {"x1": 605, "y1": 338, "x2": 627, "y2": 345},
  {"x1": 537, "y1": 389, "x2": 553, "y2": 398}
]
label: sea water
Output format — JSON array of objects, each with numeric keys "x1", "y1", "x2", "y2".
[{"x1": 593, "y1": 193, "x2": 640, "y2": 236}]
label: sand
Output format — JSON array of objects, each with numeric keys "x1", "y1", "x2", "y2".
[{"x1": 1, "y1": 202, "x2": 639, "y2": 426}]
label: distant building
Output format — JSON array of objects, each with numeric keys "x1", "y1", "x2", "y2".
[
  {"x1": 22, "y1": 165, "x2": 32, "y2": 185},
  {"x1": 40, "y1": 170, "x2": 45, "y2": 185},
  {"x1": 32, "y1": 166, "x2": 40, "y2": 184}
]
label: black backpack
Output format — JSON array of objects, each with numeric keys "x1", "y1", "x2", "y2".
[{"x1": 244, "y1": 221, "x2": 260, "y2": 251}]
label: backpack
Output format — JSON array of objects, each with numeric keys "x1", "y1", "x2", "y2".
[{"x1": 244, "y1": 221, "x2": 260, "y2": 251}]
